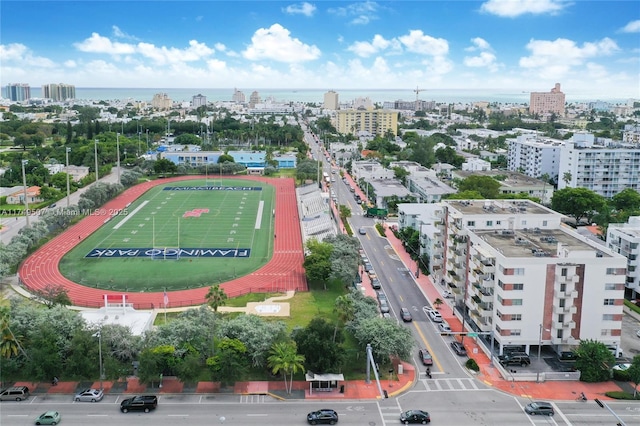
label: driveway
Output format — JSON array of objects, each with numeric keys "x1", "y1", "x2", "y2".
[{"x1": 621, "y1": 312, "x2": 640, "y2": 360}]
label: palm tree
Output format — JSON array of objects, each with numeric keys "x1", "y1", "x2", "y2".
[
  {"x1": 333, "y1": 295, "x2": 355, "y2": 342},
  {"x1": 0, "y1": 296, "x2": 27, "y2": 359},
  {"x1": 205, "y1": 285, "x2": 228, "y2": 312},
  {"x1": 433, "y1": 298, "x2": 444, "y2": 310},
  {"x1": 267, "y1": 341, "x2": 305, "y2": 394}
]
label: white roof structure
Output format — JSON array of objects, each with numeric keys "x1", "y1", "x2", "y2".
[{"x1": 79, "y1": 305, "x2": 155, "y2": 336}]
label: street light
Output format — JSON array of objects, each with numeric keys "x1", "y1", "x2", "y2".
[
  {"x1": 536, "y1": 324, "x2": 550, "y2": 383},
  {"x1": 65, "y1": 148, "x2": 71, "y2": 208},
  {"x1": 92, "y1": 330, "x2": 104, "y2": 390},
  {"x1": 116, "y1": 132, "x2": 121, "y2": 184},
  {"x1": 21, "y1": 159, "x2": 30, "y2": 227},
  {"x1": 94, "y1": 139, "x2": 99, "y2": 182}
]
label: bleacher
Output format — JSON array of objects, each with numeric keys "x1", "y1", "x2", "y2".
[{"x1": 296, "y1": 184, "x2": 337, "y2": 242}]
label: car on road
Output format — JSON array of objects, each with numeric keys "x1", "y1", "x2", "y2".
[
  {"x1": 35, "y1": 411, "x2": 61, "y2": 425},
  {"x1": 307, "y1": 408, "x2": 339, "y2": 425},
  {"x1": 370, "y1": 278, "x2": 381, "y2": 290},
  {"x1": 379, "y1": 299, "x2": 390, "y2": 314},
  {"x1": 400, "y1": 308, "x2": 413, "y2": 322},
  {"x1": 74, "y1": 388, "x2": 104, "y2": 402},
  {"x1": 637, "y1": 329, "x2": 640, "y2": 338},
  {"x1": 0, "y1": 385, "x2": 29, "y2": 401},
  {"x1": 358, "y1": 227, "x2": 367, "y2": 235},
  {"x1": 364, "y1": 262, "x2": 373, "y2": 272},
  {"x1": 450, "y1": 341, "x2": 467, "y2": 356},
  {"x1": 442, "y1": 290, "x2": 452, "y2": 298},
  {"x1": 120, "y1": 395, "x2": 158, "y2": 413},
  {"x1": 524, "y1": 401, "x2": 554, "y2": 416},
  {"x1": 423, "y1": 307, "x2": 443, "y2": 323},
  {"x1": 400, "y1": 409, "x2": 431, "y2": 424},
  {"x1": 418, "y1": 349, "x2": 433, "y2": 366},
  {"x1": 437, "y1": 321, "x2": 451, "y2": 334}
]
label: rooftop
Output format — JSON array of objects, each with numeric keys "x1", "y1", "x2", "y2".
[{"x1": 446, "y1": 199, "x2": 552, "y2": 216}]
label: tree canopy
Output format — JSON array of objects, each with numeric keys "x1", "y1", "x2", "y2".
[{"x1": 551, "y1": 188, "x2": 607, "y2": 224}]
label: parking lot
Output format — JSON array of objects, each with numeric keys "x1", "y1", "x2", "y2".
[{"x1": 620, "y1": 312, "x2": 640, "y2": 361}]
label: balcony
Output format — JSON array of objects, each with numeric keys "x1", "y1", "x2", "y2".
[
  {"x1": 552, "y1": 319, "x2": 576, "y2": 330},
  {"x1": 554, "y1": 289, "x2": 578, "y2": 299},
  {"x1": 553, "y1": 304, "x2": 577, "y2": 315}
]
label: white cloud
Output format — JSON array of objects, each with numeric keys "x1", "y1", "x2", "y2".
[
  {"x1": 214, "y1": 43, "x2": 226, "y2": 52},
  {"x1": 74, "y1": 33, "x2": 137, "y2": 55},
  {"x1": 137, "y1": 40, "x2": 214, "y2": 65},
  {"x1": 64, "y1": 60, "x2": 77, "y2": 68},
  {"x1": 0, "y1": 43, "x2": 56, "y2": 68},
  {"x1": 480, "y1": 0, "x2": 568, "y2": 17},
  {"x1": 283, "y1": 2, "x2": 316, "y2": 17},
  {"x1": 347, "y1": 34, "x2": 400, "y2": 57},
  {"x1": 242, "y1": 24, "x2": 321, "y2": 63},
  {"x1": 465, "y1": 37, "x2": 491, "y2": 52},
  {"x1": 520, "y1": 37, "x2": 619, "y2": 71},
  {"x1": 328, "y1": 1, "x2": 379, "y2": 25},
  {"x1": 111, "y1": 25, "x2": 138, "y2": 40},
  {"x1": 464, "y1": 51, "x2": 498, "y2": 68},
  {"x1": 620, "y1": 20, "x2": 640, "y2": 33},
  {"x1": 398, "y1": 30, "x2": 448, "y2": 56}
]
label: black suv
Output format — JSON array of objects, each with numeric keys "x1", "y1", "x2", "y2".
[
  {"x1": 307, "y1": 408, "x2": 338, "y2": 425},
  {"x1": 499, "y1": 352, "x2": 531, "y2": 366},
  {"x1": 120, "y1": 395, "x2": 158, "y2": 413}
]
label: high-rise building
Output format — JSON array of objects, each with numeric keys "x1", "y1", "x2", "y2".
[
  {"x1": 249, "y1": 91, "x2": 261, "y2": 108},
  {"x1": 606, "y1": 216, "x2": 640, "y2": 297},
  {"x1": 323, "y1": 90, "x2": 339, "y2": 110},
  {"x1": 42, "y1": 83, "x2": 76, "y2": 101},
  {"x1": 334, "y1": 109, "x2": 398, "y2": 136},
  {"x1": 529, "y1": 83, "x2": 565, "y2": 116},
  {"x1": 507, "y1": 134, "x2": 562, "y2": 182},
  {"x1": 5, "y1": 83, "x2": 31, "y2": 101},
  {"x1": 192, "y1": 94, "x2": 207, "y2": 108},
  {"x1": 151, "y1": 93, "x2": 172, "y2": 110},
  {"x1": 232, "y1": 88, "x2": 246, "y2": 103},
  {"x1": 398, "y1": 199, "x2": 627, "y2": 358}
]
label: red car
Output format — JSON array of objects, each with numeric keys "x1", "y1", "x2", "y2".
[{"x1": 418, "y1": 349, "x2": 433, "y2": 366}]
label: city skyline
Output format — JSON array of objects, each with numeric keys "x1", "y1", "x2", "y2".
[{"x1": 1, "y1": 1, "x2": 639, "y2": 99}]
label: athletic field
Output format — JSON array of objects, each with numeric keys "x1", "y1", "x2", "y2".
[{"x1": 59, "y1": 179, "x2": 275, "y2": 292}]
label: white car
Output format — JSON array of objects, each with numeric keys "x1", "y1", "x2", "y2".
[
  {"x1": 442, "y1": 290, "x2": 453, "y2": 298},
  {"x1": 423, "y1": 307, "x2": 443, "y2": 323},
  {"x1": 613, "y1": 363, "x2": 631, "y2": 371},
  {"x1": 438, "y1": 321, "x2": 451, "y2": 334}
]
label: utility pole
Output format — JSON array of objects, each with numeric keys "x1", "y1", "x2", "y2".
[
  {"x1": 21, "y1": 159, "x2": 30, "y2": 227},
  {"x1": 94, "y1": 139, "x2": 99, "y2": 182},
  {"x1": 65, "y1": 148, "x2": 71, "y2": 208}
]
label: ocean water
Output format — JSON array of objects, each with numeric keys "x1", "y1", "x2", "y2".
[{"x1": 25, "y1": 87, "x2": 627, "y2": 105}]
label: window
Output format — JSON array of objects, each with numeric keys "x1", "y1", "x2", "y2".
[
  {"x1": 511, "y1": 329, "x2": 521, "y2": 336},
  {"x1": 498, "y1": 280, "x2": 504, "y2": 289},
  {"x1": 542, "y1": 220, "x2": 548, "y2": 226},
  {"x1": 512, "y1": 299, "x2": 523, "y2": 306},
  {"x1": 486, "y1": 221, "x2": 493, "y2": 226},
  {"x1": 513, "y1": 283, "x2": 524, "y2": 290},
  {"x1": 511, "y1": 314, "x2": 522, "y2": 321},
  {"x1": 561, "y1": 268, "x2": 568, "y2": 277},
  {"x1": 497, "y1": 295, "x2": 503, "y2": 305},
  {"x1": 496, "y1": 221, "x2": 501, "y2": 225},
  {"x1": 559, "y1": 299, "x2": 566, "y2": 308},
  {"x1": 521, "y1": 220, "x2": 527, "y2": 226},
  {"x1": 556, "y1": 329, "x2": 563, "y2": 339},
  {"x1": 601, "y1": 329, "x2": 610, "y2": 336},
  {"x1": 467, "y1": 221, "x2": 475, "y2": 227},
  {"x1": 605, "y1": 283, "x2": 616, "y2": 290},
  {"x1": 604, "y1": 299, "x2": 615, "y2": 306},
  {"x1": 606, "y1": 268, "x2": 616, "y2": 275},
  {"x1": 513, "y1": 268, "x2": 524, "y2": 275},
  {"x1": 496, "y1": 310, "x2": 502, "y2": 319},
  {"x1": 603, "y1": 314, "x2": 615, "y2": 321},
  {"x1": 557, "y1": 314, "x2": 564, "y2": 323}
]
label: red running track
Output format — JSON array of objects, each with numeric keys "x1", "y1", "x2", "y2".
[{"x1": 18, "y1": 176, "x2": 307, "y2": 309}]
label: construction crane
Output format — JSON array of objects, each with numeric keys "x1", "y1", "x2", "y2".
[{"x1": 414, "y1": 86, "x2": 424, "y2": 112}]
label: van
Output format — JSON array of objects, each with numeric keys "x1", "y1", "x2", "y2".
[{"x1": 0, "y1": 386, "x2": 30, "y2": 401}]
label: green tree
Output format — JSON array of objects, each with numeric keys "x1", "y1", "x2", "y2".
[
  {"x1": 551, "y1": 188, "x2": 607, "y2": 224},
  {"x1": 611, "y1": 188, "x2": 640, "y2": 212},
  {"x1": 153, "y1": 158, "x2": 178, "y2": 175},
  {"x1": 627, "y1": 355, "x2": 640, "y2": 397},
  {"x1": 218, "y1": 314, "x2": 287, "y2": 368},
  {"x1": 457, "y1": 175, "x2": 501, "y2": 199},
  {"x1": 217, "y1": 153, "x2": 235, "y2": 163},
  {"x1": 574, "y1": 339, "x2": 615, "y2": 382},
  {"x1": 206, "y1": 338, "x2": 249, "y2": 386},
  {"x1": 205, "y1": 284, "x2": 228, "y2": 312},
  {"x1": 267, "y1": 341, "x2": 305, "y2": 394},
  {"x1": 352, "y1": 316, "x2": 413, "y2": 361},
  {"x1": 333, "y1": 295, "x2": 354, "y2": 342},
  {"x1": 33, "y1": 283, "x2": 72, "y2": 308},
  {"x1": 294, "y1": 317, "x2": 343, "y2": 373}
]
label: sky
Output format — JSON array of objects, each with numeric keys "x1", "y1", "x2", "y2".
[{"x1": 1, "y1": 0, "x2": 639, "y2": 98}]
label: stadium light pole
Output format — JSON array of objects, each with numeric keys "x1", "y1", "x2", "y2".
[
  {"x1": 94, "y1": 139, "x2": 99, "y2": 182},
  {"x1": 65, "y1": 147, "x2": 71, "y2": 208},
  {"x1": 116, "y1": 132, "x2": 121, "y2": 184},
  {"x1": 92, "y1": 330, "x2": 104, "y2": 390},
  {"x1": 21, "y1": 159, "x2": 30, "y2": 227}
]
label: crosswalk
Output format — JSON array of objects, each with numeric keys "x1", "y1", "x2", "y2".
[{"x1": 420, "y1": 377, "x2": 483, "y2": 391}]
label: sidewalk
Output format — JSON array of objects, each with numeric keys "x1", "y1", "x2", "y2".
[{"x1": 383, "y1": 227, "x2": 625, "y2": 401}]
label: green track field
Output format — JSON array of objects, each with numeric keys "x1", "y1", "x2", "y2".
[{"x1": 59, "y1": 179, "x2": 275, "y2": 292}]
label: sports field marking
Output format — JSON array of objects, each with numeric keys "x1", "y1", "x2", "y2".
[
  {"x1": 113, "y1": 200, "x2": 149, "y2": 230},
  {"x1": 255, "y1": 200, "x2": 265, "y2": 229}
]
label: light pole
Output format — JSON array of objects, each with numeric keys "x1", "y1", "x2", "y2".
[
  {"x1": 536, "y1": 324, "x2": 550, "y2": 383},
  {"x1": 116, "y1": 132, "x2": 121, "y2": 184},
  {"x1": 65, "y1": 148, "x2": 71, "y2": 208},
  {"x1": 94, "y1": 139, "x2": 99, "y2": 182},
  {"x1": 93, "y1": 330, "x2": 104, "y2": 390},
  {"x1": 21, "y1": 159, "x2": 30, "y2": 227}
]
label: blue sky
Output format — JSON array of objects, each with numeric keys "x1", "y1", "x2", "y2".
[{"x1": 1, "y1": 0, "x2": 638, "y2": 98}]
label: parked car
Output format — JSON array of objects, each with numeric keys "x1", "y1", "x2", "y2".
[
  {"x1": 400, "y1": 409, "x2": 431, "y2": 424},
  {"x1": 442, "y1": 290, "x2": 452, "y2": 298},
  {"x1": 307, "y1": 408, "x2": 339, "y2": 425},
  {"x1": 376, "y1": 291, "x2": 387, "y2": 303},
  {"x1": 524, "y1": 401, "x2": 555, "y2": 416},
  {"x1": 358, "y1": 227, "x2": 367, "y2": 235},
  {"x1": 418, "y1": 349, "x2": 433, "y2": 366},
  {"x1": 370, "y1": 278, "x2": 381, "y2": 290},
  {"x1": 559, "y1": 351, "x2": 577, "y2": 361},
  {"x1": 613, "y1": 363, "x2": 632, "y2": 371},
  {"x1": 35, "y1": 411, "x2": 61, "y2": 425},
  {"x1": 364, "y1": 262, "x2": 373, "y2": 272},
  {"x1": 499, "y1": 352, "x2": 530, "y2": 366},
  {"x1": 400, "y1": 308, "x2": 413, "y2": 322},
  {"x1": 636, "y1": 329, "x2": 640, "y2": 338},
  {"x1": 424, "y1": 307, "x2": 443, "y2": 323},
  {"x1": 120, "y1": 395, "x2": 158, "y2": 413},
  {"x1": 379, "y1": 299, "x2": 390, "y2": 314},
  {"x1": 437, "y1": 321, "x2": 451, "y2": 334},
  {"x1": 450, "y1": 341, "x2": 467, "y2": 356},
  {"x1": 0, "y1": 385, "x2": 29, "y2": 401},
  {"x1": 74, "y1": 388, "x2": 104, "y2": 402}
]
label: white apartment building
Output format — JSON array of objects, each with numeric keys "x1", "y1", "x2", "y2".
[
  {"x1": 557, "y1": 135, "x2": 640, "y2": 198},
  {"x1": 452, "y1": 170, "x2": 554, "y2": 205},
  {"x1": 607, "y1": 216, "x2": 640, "y2": 296},
  {"x1": 461, "y1": 158, "x2": 491, "y2": 172},
  {"x1": 507, "y1": 134, "x2": 562, "y2": 182},
  {"x1": 398, "y1": 199, "x2": 627, "y2": 357},
  {"x1": 622, "y1": 124, "x2": 640, "y2": 144},
  {"x1": 232, "y1": 88, "x2": 246, "y2": 103},
  {"x1": 351, "y1": 160, "x2": 394, "y2": 182},
  {"x1": 192, "y1": 94, "x2": 207, "y2": 108}
]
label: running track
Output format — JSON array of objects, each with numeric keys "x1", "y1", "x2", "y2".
[{"x1": 18, "y1": 176, "x2": 307, "y2": 309}]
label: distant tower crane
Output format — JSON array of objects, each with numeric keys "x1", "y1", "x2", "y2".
[{"x1": 414, "y1": 86, "x2": 425, "y2": 112}]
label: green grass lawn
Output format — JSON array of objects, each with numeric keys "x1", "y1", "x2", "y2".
[{"x1": 59, "y1": 179, "x2": 275, "y2": 291}]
